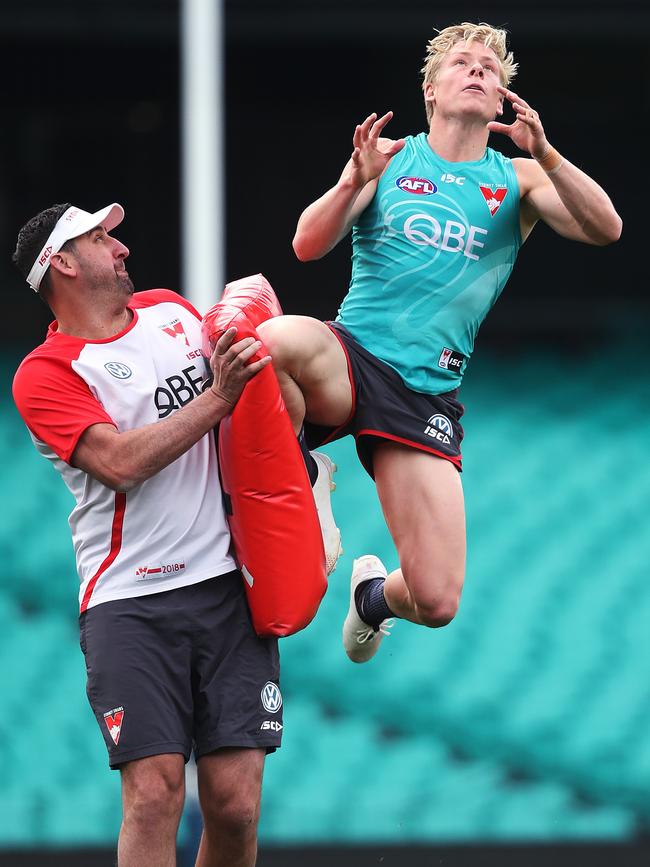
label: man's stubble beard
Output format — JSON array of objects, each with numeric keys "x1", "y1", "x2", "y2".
[{"x1": 118, "y1": 272, "x2": 135, "y2": 296}]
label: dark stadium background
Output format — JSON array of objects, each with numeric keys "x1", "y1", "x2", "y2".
[{"x1": 1, "y1": 1, "x2": 647, "y2": 865}]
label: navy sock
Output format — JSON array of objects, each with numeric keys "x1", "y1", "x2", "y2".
[
  {"x1": 298, "y1": 427, "x2": 318, "y2": 486},
  {"x1": 355, "y1": 577, "x2": 394, "y2": 630}
]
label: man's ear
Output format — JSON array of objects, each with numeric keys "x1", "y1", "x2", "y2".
[
  {"x1": 49, "y1": 249, "x2": 78, "y2": 279},
  {"x1": 424, "y1": 81, "x2": 436, "y2": 111},
  {"x1": 496, "y1": 96, "x2": 504, "y2": 117}
]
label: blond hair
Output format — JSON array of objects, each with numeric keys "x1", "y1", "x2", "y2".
[{"x1": 421, "y1": 23, "x2": 518, "y2": 123}]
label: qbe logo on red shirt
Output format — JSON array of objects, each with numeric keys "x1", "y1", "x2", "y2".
[{"x1": 396, "y1": 176, "x2": 438, "y2": 195}]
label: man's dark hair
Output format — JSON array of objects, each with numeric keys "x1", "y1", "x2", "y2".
[{"x1": 12, "y1": 203, "x2": 75, "y2": 301}]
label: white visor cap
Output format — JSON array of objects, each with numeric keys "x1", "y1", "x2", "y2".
[{"x1": 26, "y1": 203, "x2": 125, "y2": 292}]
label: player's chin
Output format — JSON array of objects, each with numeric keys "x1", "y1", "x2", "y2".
[
  {"x1": 464, "y1": 108, "x2": 493, "y2": 125},
  {"x1": 481, "y1": 108, "x2": 500, "y2": 126}
]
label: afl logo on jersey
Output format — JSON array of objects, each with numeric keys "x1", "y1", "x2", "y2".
[
  {"x1": 104, "y1": 362, "x2": 132, "y2": 379},
  {"x1": 261, "y1": 682, "x2": 283, "y2": 713},
  {"x1": 396, "y1": 176, "x2": 438, "y2": 195}
]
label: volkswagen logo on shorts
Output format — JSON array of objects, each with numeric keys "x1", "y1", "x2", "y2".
[
  {"x1": 424, "y1": 414, "x2": 453, "y2": 444},
  {"x1": 261, "y1": 682, "x2": 282, "y2": 713},
  {"x1": 104, "y1": 362, "x2": 132, "y2": 380}
]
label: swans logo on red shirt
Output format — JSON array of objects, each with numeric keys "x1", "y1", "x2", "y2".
[
  {"x1": 479, "y1": 185, "x2": 508, "y2": 217},
  {"x1": 396, "y1": 176, "x2": 438, "y2": 195}
]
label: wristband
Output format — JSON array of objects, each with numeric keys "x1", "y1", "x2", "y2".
[{"x1": 536, "y1": 146, "x2": 564, "y2": 176}]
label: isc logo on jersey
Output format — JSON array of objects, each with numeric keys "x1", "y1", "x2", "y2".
[{"x1": 396, "y1": 176, "x2": 438, "y2": 195}]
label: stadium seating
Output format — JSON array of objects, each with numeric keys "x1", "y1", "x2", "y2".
[{"x1": 2, "y1": 346, "x2": 649, "y2": 845}]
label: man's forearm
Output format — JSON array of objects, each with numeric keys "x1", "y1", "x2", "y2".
[
  {"x1": 293, "y1": 177, "x2": 364, "y2": 261},
  {"x1": 541, "y1": 152, "x2": 622, "y2": 244},
  {"x1": 73, "y1": 387, "x2": 233, "y2": 491}
]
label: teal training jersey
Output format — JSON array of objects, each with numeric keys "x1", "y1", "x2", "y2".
[{"x1": 337, "y1": 132, "x2": 522, "y2": 394}]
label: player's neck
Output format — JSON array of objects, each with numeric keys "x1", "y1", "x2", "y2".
[
  {"x1": 55, "y1": 294, "x2": 133, "y2": 340},
  {"x1": 427, "y1": 114, "x2": 489, "y2": 164}
]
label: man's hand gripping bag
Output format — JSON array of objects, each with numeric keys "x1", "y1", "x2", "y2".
[{"x1": 201, "y1": 274, "x2": 327, "y2": 637}]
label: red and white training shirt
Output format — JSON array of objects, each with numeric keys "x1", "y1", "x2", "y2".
[{"x1": 13, "y1": 289, "x2": 236, "y2": 612}]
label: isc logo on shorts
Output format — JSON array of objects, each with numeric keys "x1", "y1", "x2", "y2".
[{"x1": 424, "y1": 414, "x2": 453, "y2": 444}]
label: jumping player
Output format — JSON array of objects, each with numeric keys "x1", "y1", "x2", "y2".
[
  {"x1": 258, "y1": 22, "x2": 622, "y2": 663},
  {"x1": 12, "y1": 202, "x2": 279, "y2": 867}
]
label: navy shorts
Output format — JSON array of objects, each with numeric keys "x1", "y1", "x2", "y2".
[
  {"x1": 79, "y1": 571, "x2": 282, "y2": 769},
  {"x1": 304, "y1": 322, "x2": 464, "y2": 478}
]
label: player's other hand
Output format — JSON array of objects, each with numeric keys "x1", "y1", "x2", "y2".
[
  {"x1": 346, "y1": 111, "x2": 405, "y2": 189},
  {"x1": 487, "y1": 87, "x2": 549, "y2": 160},
  {"x1": 208, "y1": 327, "x2": 271, "y2": 408}
]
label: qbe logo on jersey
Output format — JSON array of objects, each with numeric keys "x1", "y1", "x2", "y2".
[
  {"x1": 424, "y1": 414, "x2": 453, "y2": 445},
  {"x1": 396, "y1": 176, "x2": 438, "y2": 195},
  {"x1": 261, "y1": 682, "x2": 282, "y2": 713}
]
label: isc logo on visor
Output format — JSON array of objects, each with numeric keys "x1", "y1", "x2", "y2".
[{"x1": 396, "y1": 176, "x2": 438, "y2": 195}]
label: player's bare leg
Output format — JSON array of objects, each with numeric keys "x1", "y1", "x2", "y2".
[
  {"x1": 195, "y1": 748, "x2": 266, "y2": 867},
  {"x1": 118, "y1": 754, "x2": 186, "y2": 867},
  {"x1": 258, "y1": 315, "x2": 352, "y2": 572},
  {"x1": 257, "y1": 315, "x2": 352, "y2": 433},
  {"x1": 342, "y1": 442, "x2": 465, "y2": 661},
  {"x1": 375, "y1": 441, "x2": 466, "y2": 626}
]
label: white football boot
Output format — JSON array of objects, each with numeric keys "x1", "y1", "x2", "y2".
[
  {"x1": 342, "y1": 554, "x2": 394, "y2": 663},
  {"x1": 311, "y1": 451, "x2": 343, "y2": 575}
]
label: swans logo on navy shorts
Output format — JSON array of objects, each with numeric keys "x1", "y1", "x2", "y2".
[
  {"x1": 424, "y1": 414, "x2": 453, "y2": 445},
  {"x1": 261, "y1": 682, "x2": 282, "y2": 713},
  {"x1": 396, "y1": 176, "x2": 438, "y2": 195},
  {"x1": 103, "y1": 706, "x2": 125, "y2": 745}
]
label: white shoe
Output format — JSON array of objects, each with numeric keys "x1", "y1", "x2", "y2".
[
  {"x1": 311, "y1": 451, "x2": 343, "y2": 576},
  {"x1": 342, "y1": 555, "x2": 394, "y2": 664}
]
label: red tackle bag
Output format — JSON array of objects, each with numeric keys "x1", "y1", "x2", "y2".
[{"x1": 201, "y1": 274, "x2": 327, "y2": 637}]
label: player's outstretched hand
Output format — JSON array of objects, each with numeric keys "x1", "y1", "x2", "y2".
[
  {"x1": 487, "y1": 87, "x2": 549, "y2": 160},
  {"x1": 348, "y1": 111, "x2": 405, "y2": 189},
  {"x1": 209, "y1": 327, "x2": 271, "y2": 408}
]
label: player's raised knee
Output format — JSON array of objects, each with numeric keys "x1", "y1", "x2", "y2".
[
  {"x1": 400, "y1": 556, "x2": 463, "y2": 628},
  {"x1": 403, "y1": 570, "x2": 462, "y2": 627},
  {"x1": 257, "y1": 316, "x2": 312, "y2": 372},
  {"x1": 415, "y1": 591, "x2": 460, "y2": 628},
  {"x1": 256, "y1": 316, "x2": 289, "y2": 364}
]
